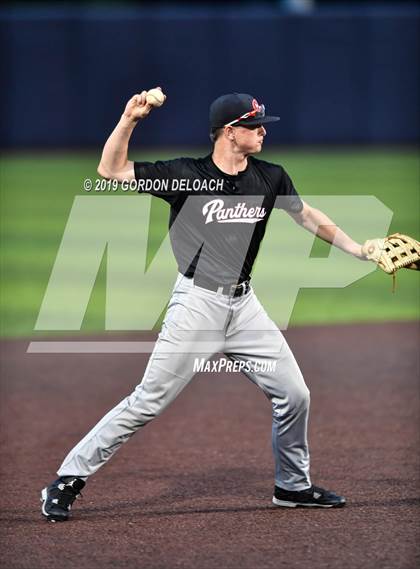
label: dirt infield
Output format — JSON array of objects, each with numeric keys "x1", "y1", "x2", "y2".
[{"x1": 0, "y1": 322, "x2": 419, "y2": 569}]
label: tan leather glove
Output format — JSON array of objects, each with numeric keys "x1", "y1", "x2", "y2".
[{"x1": 362, "y1": 233, "x2": 420, "y2": 291}]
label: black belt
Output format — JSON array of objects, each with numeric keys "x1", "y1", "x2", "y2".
[{"x1": 189, "y1": 275, "x2": 250, "y2": 297}]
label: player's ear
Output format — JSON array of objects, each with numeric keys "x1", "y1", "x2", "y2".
[{"x1": 225, "y1": 126, "x2": 235, "y2": 141}]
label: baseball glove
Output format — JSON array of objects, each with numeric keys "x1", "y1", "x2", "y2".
[{"x1": 362, "y1": 233, "x2": 420, "y2": 291}]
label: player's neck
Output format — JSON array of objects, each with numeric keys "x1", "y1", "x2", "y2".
[{"x1": 212, "y1": 145, "x2": 248, "y2": 176}]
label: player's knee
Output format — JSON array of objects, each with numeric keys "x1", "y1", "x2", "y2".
[
  {"x1": 289, "y1": 384, "x2": 310, "y2": 413},
  {"x1": 136, "y1": 401, "x2": 163, "y2": 423},
  {"x1": 271, "y1": 384, "x2": 310, "y2": 421},
  {"x1": 299, "y1": 385, "x2": 310, "y2": 408},
  {"x1": 127, "y1": 390, "x2": 162, "y2": 424}
]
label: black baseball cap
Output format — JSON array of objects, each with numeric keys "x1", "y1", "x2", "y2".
[{"x1": 209, "y1": 93, "x2": 280, "y2": 128}]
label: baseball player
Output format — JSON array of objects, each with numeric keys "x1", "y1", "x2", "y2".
[{"x1": 41, "y1": 89, "x2": 368, "y2": 522}]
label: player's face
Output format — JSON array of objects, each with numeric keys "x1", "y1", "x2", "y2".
[{"x1": 231, "y1": 124, "x2": 267, "y2": 154}]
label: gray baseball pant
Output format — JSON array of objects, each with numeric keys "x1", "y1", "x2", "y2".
[{"x1": 58, "y1": 273, "x2": 311, "y2": 491}]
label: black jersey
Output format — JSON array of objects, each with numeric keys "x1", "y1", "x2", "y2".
[{"x1": 134, "y1": 154, "x2": 303, "y2": 284}]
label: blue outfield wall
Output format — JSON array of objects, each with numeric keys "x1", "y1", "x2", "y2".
[{"x1": 0, "y1": 6, "x2": 419, "y2": 147}]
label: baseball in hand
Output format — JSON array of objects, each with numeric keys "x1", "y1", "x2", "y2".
[{"x1": 146, "y1": 88, "x2": 166, "y2": 107}]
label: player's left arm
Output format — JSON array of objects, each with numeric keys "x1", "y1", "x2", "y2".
[{"x1": 288, "y1": 200, "x2": 366, "y2": 259}]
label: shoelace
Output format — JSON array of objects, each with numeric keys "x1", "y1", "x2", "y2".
[
  {"x1": 55, "y1": 483, "x2": 83, "y2": 508},
  {"x1": 310, "y1": 485, "x2": 326, "y2": 497}
]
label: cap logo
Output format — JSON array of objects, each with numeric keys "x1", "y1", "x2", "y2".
[
  {"x1": 222, "y1": 96, "x2": 266, "y2": 127},
  {"x1": 252, "y1": 99, "x2": 263, "y2": 113}
]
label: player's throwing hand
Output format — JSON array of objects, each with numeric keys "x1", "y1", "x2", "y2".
[{"x1": 123, "y1": 88, "x2": 166, "y2": 122}]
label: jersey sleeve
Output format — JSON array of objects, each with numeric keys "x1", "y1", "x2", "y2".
[
  {"x1": 134, "y1": 158, "x2": 186, "y2": 204},
  {"x1": 274, "y1": 167, "x2": 304, "y2": 213}
]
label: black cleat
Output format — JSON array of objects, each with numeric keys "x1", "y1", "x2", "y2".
[
  {"x1": 40, "y1": 477, "x2": 85, "y2": 522},
  {"x1": 272, "y1": 484, "x2": 346, "y2": 508}
]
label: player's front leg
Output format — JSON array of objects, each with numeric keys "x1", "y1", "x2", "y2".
[
  {"x1": 225, "y1": 333, "x2": 312, "y2": 492},
  {"x1": 224, "y1": 292, "x2": 345, "y2": 508}
]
